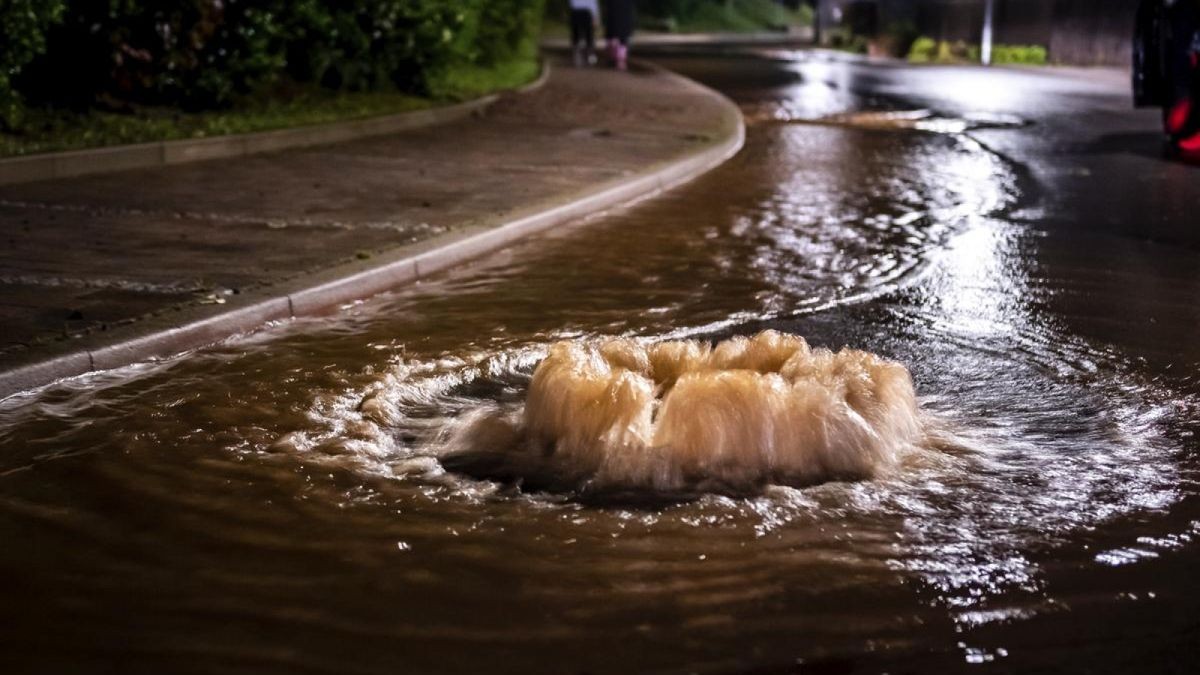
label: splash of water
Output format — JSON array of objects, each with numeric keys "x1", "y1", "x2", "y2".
[{"x1": 438, "y1": 331, "x2": 929, "y2": 496}]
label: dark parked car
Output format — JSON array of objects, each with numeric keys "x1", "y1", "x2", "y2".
[{"x1": 1135, "y1": 0, "x2": 1200, "y2": 161}]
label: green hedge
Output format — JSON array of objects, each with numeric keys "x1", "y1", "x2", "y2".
[
  {"x1": 3, "y1": 0, "x2": 543, "y2": 126},
  {"x1": 908, "y1": 36, "x2": 1047, "y2": 66},
  {"x1": 992, "y1": 44, "x2": 1048, "y2": 66}
]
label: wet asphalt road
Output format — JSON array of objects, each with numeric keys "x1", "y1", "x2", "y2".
[
  {"x1": 645, "y1": 48, "x2": 1200, "y2": 673},
  {"x1": 1, "y1": 48, "x2": 1198, "y2": 675},
  {"x1": 647, "y1": 47, "x2": 1200, "y2": 368}
]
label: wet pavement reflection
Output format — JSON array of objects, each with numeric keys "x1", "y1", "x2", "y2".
[{"x1": 1, "y1": 51, "x2": 1198, "y2": 674}]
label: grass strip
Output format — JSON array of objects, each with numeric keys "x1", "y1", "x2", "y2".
[{"x1": 1, "y1": 55, "x2": 540, "y2": 159}]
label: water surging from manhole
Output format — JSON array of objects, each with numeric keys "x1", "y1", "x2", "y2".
[{"x1": 438, "y1": 331, "x2": 935, "y2": 496}]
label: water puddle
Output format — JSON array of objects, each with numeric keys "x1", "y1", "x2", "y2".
[{"x1": 747, "y1": 105, "x2": 1030, "y2": 134}]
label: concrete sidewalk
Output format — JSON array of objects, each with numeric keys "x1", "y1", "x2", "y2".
[{"x1": 0, "y1": 58, "x2": 743, "y2": 395}]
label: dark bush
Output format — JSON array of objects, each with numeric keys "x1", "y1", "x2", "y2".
[
  {"x1": 20, "y1": 0, "x2": 287, "y2": 110},
  {"x1": 277, "y1": 1, "x2": 467, "y2": 93},
  {"x1": 474, "y1": 0, "x2": 544, "y2": 65},
  {"x1": 15, "y1": 0, "x2": 544, "y2": 113}
]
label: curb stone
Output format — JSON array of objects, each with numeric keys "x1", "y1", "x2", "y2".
[{"x1": 0, "y1": 61, "x2": 551, "y2": 186}]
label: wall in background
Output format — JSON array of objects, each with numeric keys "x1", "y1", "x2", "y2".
[{"x1": 821, "y1": 0, "x2": 1138, "y2": 66}]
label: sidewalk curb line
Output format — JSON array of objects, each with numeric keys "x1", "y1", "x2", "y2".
[
  {"x1": 516, "y1": 57, "x2": 553, "y2": 93},
  {"x1": 0, "y1": 61, "x2": 552, "y2": 186},
  {"x1": 0, "y1": 64, "x2": 744, "y2": 400}
]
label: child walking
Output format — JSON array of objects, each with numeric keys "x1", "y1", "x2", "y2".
[{"x1": 569, "y1": 0, "x2": 600, "y2": 67}]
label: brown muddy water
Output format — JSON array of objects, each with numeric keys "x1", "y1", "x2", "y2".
[{"x1": 2, "y1": 54, "x2": 1200, "y2": 674}]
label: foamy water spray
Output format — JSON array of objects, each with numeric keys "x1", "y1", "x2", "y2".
[{"x1": 440, "y1": 331, "x2": 927, "y2": 495}]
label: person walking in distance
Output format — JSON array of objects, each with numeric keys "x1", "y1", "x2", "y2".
[
  {"x1": 604, "y1": 0, "x2": 636, "y2": 71},
  {"x1": 569, "y1": 0, "x2": 600, "y2": 67}
]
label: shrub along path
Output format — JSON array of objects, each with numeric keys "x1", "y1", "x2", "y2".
[{"x1": 0, "y1": 58, "x2": 738, "y2": 385}]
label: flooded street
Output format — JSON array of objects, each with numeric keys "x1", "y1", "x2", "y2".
[{"x1": 3, "y1": 52, "x2": 1199, "y2": 673}]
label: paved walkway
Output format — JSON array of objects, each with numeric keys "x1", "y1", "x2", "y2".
[{"x1": 0, "y1": 59, "x2": 738, "y2": 378}]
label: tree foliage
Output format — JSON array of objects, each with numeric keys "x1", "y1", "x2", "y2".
[{"x1": 0, "y1": 0, "x2": 66, "y2": 127}]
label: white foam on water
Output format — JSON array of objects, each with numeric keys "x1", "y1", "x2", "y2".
[{"x1": 438, "y1": 331, "x2": 935, "y2": 495}]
